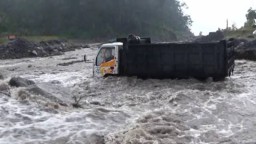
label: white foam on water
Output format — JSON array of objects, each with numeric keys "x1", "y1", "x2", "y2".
[
  {"x1": 0, "y1": 94, "x2": 135, "y2": 144},
  {"x1": 1, "y1": 47, "x2": 256, "y2": 143},
  {"x1": 0, "y1": 62, "x2": 26, "y2": 68},
  {"x1": 22, "y1": 72, "x2": 88, "y2": 87}
]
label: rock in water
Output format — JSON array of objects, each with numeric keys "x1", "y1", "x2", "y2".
[
  {"x1": 26, "y1": 85, "x2": 68, "y2": 106},
  {"x1": 234, "y1": 39, "x2": 256, "y2": 60},
  {"x1": 9, "y1": 77, "x2": 35, "y2": 87},
  {"x1": 235, "y1": 49, "x2": 256, "y2": 60},
  {"x1": 0, "y1": 73, "x2": 3, "y2": 79}
]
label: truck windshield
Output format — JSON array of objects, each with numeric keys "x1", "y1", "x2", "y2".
[{"x1": 96, "y1": 47, "x2": 115, "y2": 66}]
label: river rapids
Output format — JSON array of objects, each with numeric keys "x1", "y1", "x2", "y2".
[{"x1": 0, "y1": 46, "x2": 256, "y2": 144}]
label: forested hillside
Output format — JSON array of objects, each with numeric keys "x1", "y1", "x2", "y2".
[{"x1": 0, "y1": 0, "x2": 192, "y2": 40}]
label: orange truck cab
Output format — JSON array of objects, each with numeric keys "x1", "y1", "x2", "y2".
[{"x1": 93, "y1": 42, "x2": 122, "y2": 77}]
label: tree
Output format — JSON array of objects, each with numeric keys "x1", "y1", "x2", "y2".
[
  {"x1": 245, "y1": 8, "x2": 256, "y2": 27},
  {"x1": 0, "y1": 0, "x2": 192, "y2": 40}
]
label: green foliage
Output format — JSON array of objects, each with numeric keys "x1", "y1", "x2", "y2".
[
  {"x1": 21, "y1": 36, "x2": 61, "y2": 42},
  {"x1": 223, "y1": 25, "x2": 256, "y2": 40},
  {"x1": 0, "y1": 0, "x2": 192, "y2": 40},
  {"x1": 0, "y1": 37, "x2": 8, "y2": 44},
  {"x1": 224, "y1": 8, "x2": 256, "y2": 40},
  {"x1": 244, "y1": 8, "x2": 256, "y2": 27}
]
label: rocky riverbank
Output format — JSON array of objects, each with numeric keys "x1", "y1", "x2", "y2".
[
  {"x1": 195, "y1": 30, "x2": 256, "y2": 61},
  {"x1": 0, "y1": 38, "x2": 90, "y2": 59}
]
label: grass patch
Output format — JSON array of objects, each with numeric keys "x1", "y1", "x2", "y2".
[
  {"x1": 20, "y1": 35, "x2": 61, "y2": 42},
  {"x1": 0, "y1": 35, "x2": 62, "y2": 45},
  {"x1": 224, "y1": 27, "x2": 255, "y2": 40},
  {"x1": 0, "y1": 37, "x2": 9, "y2": 45}
]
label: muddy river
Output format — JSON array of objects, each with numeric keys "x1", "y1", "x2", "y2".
[{"x1": 0, "y1": 46, "x2": 256, "y2": 144}]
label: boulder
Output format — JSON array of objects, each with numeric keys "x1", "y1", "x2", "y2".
[
  {"x1": 31, "y1": 50, "x2": 38, "y2": 56},
  {"x1": 90, "y1": 101, "x2": 102, "y2": 106},
  {"x1": 247, "y1": 35, "x2": 255, "y2": 38},
  {"x1": 9, "y1": 77, "x2": 35, "y2": 87},
  {"x1": 0, "y1": 73, "x2": 3, "y2": 79},
  {"x1": 235, "y1": 49, "x2": 256, "y2": 60},
  {"x1": 0, "y1": 38, "x2": 87, "y2": 59},
  {"x1": 0, "y1": 38, "x2": 37, "y2": 59},
  {"x1": 26, "y1": 85, "x2": 68, "y2": 106},
  {"x1": 234, "y1": 39, "x2": 256, "y2": 60}
]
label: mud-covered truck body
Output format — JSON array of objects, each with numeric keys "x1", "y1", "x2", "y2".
[{"x1": 90, "y1": 37, "x2": 235, "y2": 80}]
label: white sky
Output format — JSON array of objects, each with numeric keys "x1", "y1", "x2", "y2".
[{"x1": 181, "y1": 0, "x2": 256, "y2": 35}]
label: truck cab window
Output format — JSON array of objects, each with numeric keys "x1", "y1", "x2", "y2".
[{"x1": 96, "y1": 47, "x2": 115, "y2": 66}]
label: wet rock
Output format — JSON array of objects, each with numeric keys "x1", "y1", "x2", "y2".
[
  {"x1": 44, "y1": 46, "x2": 55, "y2": 53},
  {"x1": 1, "y1": 38, "x2": 37, "y2": 59},
  {"x1": 82, "y1": 44, "x2": 90, "y2": 48},
  {"x1": 235, "y1": 49, "x2": 256, "y2": 60},
  {"x1": 234, "y1": 39, "x2": 256, "y2": 60},
  {"x1": 50, "y1": 80, "x2": 61, "y2": 84},
  {"x1": 0, "y1": 73, "x2": 3, "y2": 79},
  {"x1": 28, "y1": 64, "x2": 32, "y2": 68},
  {"x1": 39, "y1": 39, "x2": 65, "y2": 46},
  {"x1": 17, "y1": 84, "x2": 69, "y2": 107},
  {"x1": 90, "y1": 101, "x2": 102, "y2": 106},
  {"x1": 9, "y1": 77, "x2": 35, "y2": 87},
  {"x1": 240, "y1": 39, "x2": 256, "y2": 48},
  {"x1": 26, "y1": 85, "x2": 68, "y2": 106},
  {"x1": 72, "y1": 103, "x2": 83, "y2": 108},
  {"x1": 0, "y1": 38, "x2": 86, "y2": 59},
  {"x1": 247, "y1": 35, "x2": 255, "y2": 38},
  {"x1": 7, "y1": 38, "x2": 35, "y2": 49},
  {"x1": 31, "y1": 50, "x2": 38, "y2": 56},
  {"x1": 228, "y1": 38, "x2": 248, "y2": 47}
]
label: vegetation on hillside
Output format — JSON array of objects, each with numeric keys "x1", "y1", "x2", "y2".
[
  {"x1": 224, "y1": 8, "x2": 256, "y2": 39},
  {"x1": 0, "y1": 0, "x2": 192, "y2": 41}
]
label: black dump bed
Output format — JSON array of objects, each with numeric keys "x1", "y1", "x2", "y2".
[{"x1": 117, "y1": 38, "x2": 235, "y2": 80}]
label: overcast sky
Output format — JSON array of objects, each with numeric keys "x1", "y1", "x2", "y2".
[{"x1": 181, "y1": 0, "x2": 256, "y2": 35}]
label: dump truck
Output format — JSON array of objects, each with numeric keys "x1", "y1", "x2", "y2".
[{"x1": 85, "y1": 36, "x2": 235, "y2": 80}]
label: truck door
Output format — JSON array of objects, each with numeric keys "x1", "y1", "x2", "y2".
[{"x1": 94, "y1": 46, "x2": 118, "y2": 77}]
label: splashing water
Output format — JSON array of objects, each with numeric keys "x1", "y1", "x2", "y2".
[{"x1": 0, "y1": 47, "x2": 256, "y2": 144}]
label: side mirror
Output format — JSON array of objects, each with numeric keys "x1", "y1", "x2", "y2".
[{"x1": 84, "y1": 54, "x2": 87, "y2": 62}]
